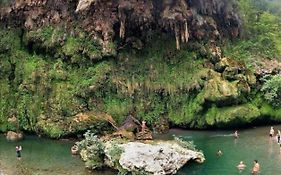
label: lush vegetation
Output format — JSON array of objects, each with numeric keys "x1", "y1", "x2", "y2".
[
  {"x1": 261, "y1": 75, "x2": 281, "y2": 107},
  {"x1": 224, "y1": 0, "x2": 281, "y2": 61},
  {"x1": 1, "y1": 0, "x2": 281, "y2": 137}
]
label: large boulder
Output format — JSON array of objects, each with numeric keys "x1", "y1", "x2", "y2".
[
  {"x1": 109, "y1": 141, "x2": 205, "y2": 175},
  {"x1": 6, "y1": 131, "x2": 24, "y2": 141},
  {"x1": 76, "y1": 132, "x2": 205, "y2": 175}
]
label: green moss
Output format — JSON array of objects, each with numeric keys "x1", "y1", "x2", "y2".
[
  {"x1": 103, "y1": 97, "x2": 133, "y2": 124},
  {"x1": 36, "y1": 121, "x2": 65, "y2": 138},
  {"x1": 113, "y1": 36, "x2": 207, "y2": 95},
  {"x1": 203, "y1": 76, "x2": 239, "y2": 102},
  {"x1": 205, "y1": 104, "x2": 260, "y2": 127},
  {"x1": 260, "y1": 103, "x2": 281, "y2": 121},
  {"x1": 167, "y1": 93, "x2": 205, "y2": 126}
]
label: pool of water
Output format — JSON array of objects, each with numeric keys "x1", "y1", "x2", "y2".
[
  {"x1": 157, "y1": 125, "x2": 281, "y2": 175},
  {"x1": 0, "y1": 135, "x2": 115, "y2": 175},
  {"x1": 1, "y1": 125, "x2": 281, "y2": 175}
]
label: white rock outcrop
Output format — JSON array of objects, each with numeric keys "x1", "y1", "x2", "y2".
[{"x1": 105, "y1": 141, "x2": 205, "y2": 175}]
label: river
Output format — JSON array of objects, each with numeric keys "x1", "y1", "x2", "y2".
[{"x1": 1, "y1": 125, "x2": 281, "y2": 175}]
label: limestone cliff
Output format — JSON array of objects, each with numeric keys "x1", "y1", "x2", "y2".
[
  {"x1": 0, "y1": 0, "x2": 241, "y2": 51},
  {"x1": 0, "y1": 0, "x2": 280, "y2": 137}
]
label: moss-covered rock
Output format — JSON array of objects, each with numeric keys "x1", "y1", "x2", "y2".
[
  {"x1": 203, "y1": 74, "x2": 239, "y2": 102},
  {"x1": 36, "y1": 112, "x2": 114, "y2": 138},
  {"x1": 205, "y1": 104, "x2": 260, "y2": 127}
]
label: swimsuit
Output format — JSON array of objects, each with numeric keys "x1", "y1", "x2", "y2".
[{"x1": 16, "y1": 150, "x2": 21, "y2": 158}]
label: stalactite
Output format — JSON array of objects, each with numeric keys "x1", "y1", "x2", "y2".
[
  {"x1": 120, "y1": 19, "x2": 125, "y2": 39},
  {"x1": 175, "y1": 26, "x2": 180, "y2": 50},
  {"x1": 184, "y1": 21, "x2": 189, "y2": 43},
  {"x1": 119, "y1": 10, "x2": 125, "y2": 39},
  {"x1": 181, "y1": 28, "x2": 185, "y2": 43}
]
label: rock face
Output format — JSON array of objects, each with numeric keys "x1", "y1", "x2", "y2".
[
  {"x1": 0, "y1": 0, "x2": 241, "y2": 51},
  {"x1": 114, "y1": 142, "x2": 205, "y2": 175},
  {"x1": 6, "y1": 131, "x2": 24, "y2": 141}
]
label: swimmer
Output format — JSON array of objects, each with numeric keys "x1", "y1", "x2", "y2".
[
  {"x1": 270, "y1": 126, "x2": 274, "y2": 137},
  {"x1": 277, "y1": 130, "x2": 281, "y2": 143},
  {"x1": 234, "y1": 130, "x2": 239, "y2": 139},
  {"x1": 216, "y1": 150, "x2": 223, "y2": 157},
  {"x1": 237, "y1": 161, "x2": 246, "y2": 171},
  {"x1": 251, "y1": 160, "x2": 260, "y2": 175},
  {"x1": 16, "y1": 145, "x2": 22, "y2": 160}
]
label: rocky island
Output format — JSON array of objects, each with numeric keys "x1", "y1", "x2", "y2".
[{"x1": 75, "y1": 131, "x2": 205, "y2": 175}]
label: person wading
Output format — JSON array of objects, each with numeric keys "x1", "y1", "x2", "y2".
[
  {"x1": 16, "y1": 145, "x2": 22, "y2": 160},
  {"x1": 251, "y1": 160, "x2": 260, "y2": 175}
]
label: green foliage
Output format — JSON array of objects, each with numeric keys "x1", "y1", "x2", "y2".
[
  {"x1": 103, "y1": 97, "x2": 133, "y2": 124},
  {"x1": 260, "y1": 103, "x2": 281, "y2": 121},
  {"x1": 167, "y1": 93, "x2": 204, "y2": 126},
  {"x1": 75, "y1": 131, "x2": 105, "y2": 169},
  {"x1": 111, "y1": 35, "x2": 209, "y2": 127},
  {"x1": 261, "y1": 75, "x2": 281, "y2": 107},
  {"x1": 36, "y1": 122, "x2": 64, "y2": 138},
  {"x1": 26, "y1": 26, "x2": 59, "y2": 51},
  {"x1": 225, "y1": 0, "x2": 281, "y2": 60},
  {"x1": 0, "y1": 28, "x2": 21, "y2": 53},
  {"x1": 61, "y1": 36, "x2": 102, "y2": 64},
  {"x1": 106, "y1": 141, "x2": 127, "y2": 175},
  {"x1": 173, "y1": 136, "x2": 199, "y2": 152}
]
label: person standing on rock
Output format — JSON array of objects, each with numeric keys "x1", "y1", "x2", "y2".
[
  {"x1": 16, "y1": 145, "x2": 22, "y2": 160},
  {"x1": 141, "y1": 121, "x2": 146, "y2": 133}
]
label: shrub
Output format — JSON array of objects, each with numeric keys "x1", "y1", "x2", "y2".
[{"x1": 261, "y1": 75, "x2": 281, "y2": 107}]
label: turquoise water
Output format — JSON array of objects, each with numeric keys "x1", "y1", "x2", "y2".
[
  {"x1": 159, "y1": 125, "x2": 281, "y2": 175},
  {"x1": 1, "y1": 125, "x2": 281, "y2": 175},
  {"x1": 0, "y1": 135, "x2": 115, "y2": 175}
]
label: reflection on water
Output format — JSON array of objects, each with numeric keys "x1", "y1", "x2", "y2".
[{"x1": 2, "y1": 125, "x2": 281, "y2": 175}]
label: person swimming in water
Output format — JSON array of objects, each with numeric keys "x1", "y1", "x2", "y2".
[
  {"x1": 252, "y1": 160, "x2": 260, "y2": 175},
  {"x1": 216, "y1": 149, "x2": 223, "y2": 157},
  {"x1": 277, "y1": 130, "x2": 281, "y2": 143},
  {"x1": 234, "y1": 130, "x2": 239, "y2": 139},
  {"x1": 237, "y1": 161, "x2": 246, "y2": 172},
  {"x1": 16, "y1": 145, "x2": 22, "y2": 160}
]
